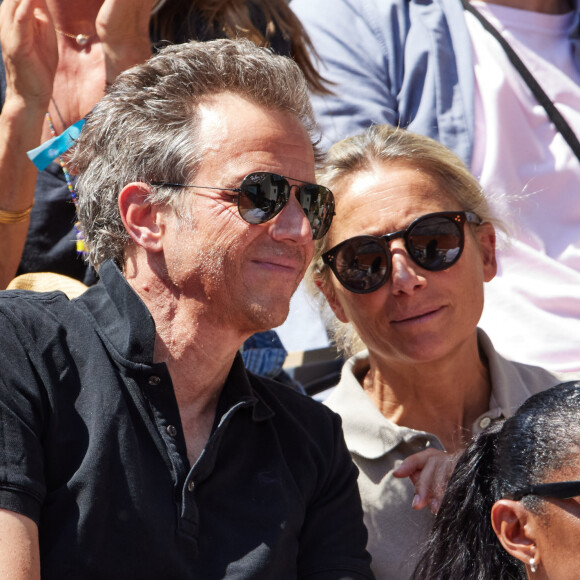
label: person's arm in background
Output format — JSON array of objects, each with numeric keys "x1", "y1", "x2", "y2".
[
  {"x1": 290, "y1": 0, "x2": 404, "y2": 151},
  {"x1": 0, "y1": 0, "x2": 57, "y2": 289},
  {"x1": 0, "y1": 0, "x2": 153, "y2": 289}
]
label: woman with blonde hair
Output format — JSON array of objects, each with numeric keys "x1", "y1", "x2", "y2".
[{"x1": 306, "y1": 124, "x2": 578, "y2": 578}]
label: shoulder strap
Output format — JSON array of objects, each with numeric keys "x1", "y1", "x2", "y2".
[{"x1": 461, "y1": 0, "x2": 580, "y2": 161}]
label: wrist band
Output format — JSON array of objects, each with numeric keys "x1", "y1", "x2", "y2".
[
  {"x1": 27, "y1": 118, "x2": 85, "y2": 172},
  {"x1": 0, "y1": 205, "x2": 33, "y2": 224}
]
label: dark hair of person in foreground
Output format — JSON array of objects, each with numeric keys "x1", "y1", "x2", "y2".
[{"x1": 412, "y1": 380, "x2": 580, "y2": 580}]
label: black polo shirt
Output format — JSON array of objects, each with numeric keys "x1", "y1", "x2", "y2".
[{"x1": 0, "y1": 261, "x2": 372, "y2": 579}]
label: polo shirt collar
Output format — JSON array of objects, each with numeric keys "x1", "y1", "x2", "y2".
[
  {"x1": 326, "y1": 329, "x2": 531, "y2": 459},
  {"x1": 474, "y1": 328, "x2": 558, "y2": 431},
  {"x1": 325, "y1": 352, "x2": 436, "y2": 459},
  {"x1": 78, "y1": 260, "x2": 156, "y2": 364},
  {"x1": 219, "y1": 353, "x2": 275, "y2": 423},
  {"x1": 79, "y1": 260, "x2": 274, "y2": 421}
]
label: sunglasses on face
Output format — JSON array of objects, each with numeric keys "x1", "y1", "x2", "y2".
[
  {"x1": 152, "y1": 171, "x2": 335, "y2": 240},
  {"x1": 321, "y1": 211, "x2": 482, "y2": 294},
  {"x1": 510, "y1": 480, "x2": 580, "y2": 501}
]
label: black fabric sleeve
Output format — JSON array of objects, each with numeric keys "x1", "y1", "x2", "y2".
[
  {"x1": 298, "y1": 410, "x2": 374, "y2": 579},
  {"x1": 0, "y1": 305, "x2": 48, "y2": 524}
]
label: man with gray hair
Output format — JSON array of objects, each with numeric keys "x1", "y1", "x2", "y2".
[{"x1": 0, "y1": 39, "x2": 372, "y2": 579}]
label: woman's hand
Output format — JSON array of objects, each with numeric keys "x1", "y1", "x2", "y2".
[
  {"x1": 0, "y1": 0, "x2": 57, "y2": 290},
  {"x1": 393, "y1": 448, "x2": 461, "y2": 514},
  {"x1": 0, "y1": 0, "x2": 58, "y2": 108},
  {"x1": 96, "y1": 0, "x2": 156, "y2": 85}
]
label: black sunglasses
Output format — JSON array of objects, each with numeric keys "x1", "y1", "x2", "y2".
[
  {"x1": 510, "y1": 481, "x2": 580, "y2": 501},
  {"x1": 152, "y1": 171, "x2": 335, "y2": 240},
  {"x1": 322, "y1": 211, "x2": 482, "y2": 294}
]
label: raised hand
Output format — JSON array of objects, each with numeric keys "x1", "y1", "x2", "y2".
[
  {"x1": 0, "y1": 0, "x2": 58, "y2": 108},
  {"x1": 95, "y1": 0, "x2": 156, "y2": 84}
]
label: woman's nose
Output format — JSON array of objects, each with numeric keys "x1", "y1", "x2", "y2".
[{"x1": 389, "y1": 243, "x2": 427, "y2": 295}]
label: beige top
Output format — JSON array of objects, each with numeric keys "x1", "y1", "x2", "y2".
[{"x1": 325, "y1": 329, "x2": 578, "y2": 579}]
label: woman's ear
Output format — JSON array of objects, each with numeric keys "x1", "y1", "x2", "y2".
[
  {"x1": 315, "y1": 276, "x2": 349, "y2": 323},
  {"x1": 118, "y1": 183, "x2": 165, "y2": 253},
  {"x1": 491, "y1": 499, "x2": 538, "y2": 570},
  {"x1": 476, "y1": 221, "x2": 497, "y2": 282}
]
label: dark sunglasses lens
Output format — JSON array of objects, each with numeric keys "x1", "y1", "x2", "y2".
[
  {"x1": 333, "y1": 238, "x2": 389, "y2": 292},
  {"x1": 297, "y1": 185, "x2": 335, "y2": 240},
  {"x1": 407, "y1": 215, "x2": 463, "y2": 271},
  {"x1": 238, "y1": 173, "x2": 288, "y2": 225}
]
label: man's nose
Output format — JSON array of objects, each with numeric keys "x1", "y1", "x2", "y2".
[{"x1": 267, "y1": 188, "x2": 314, "y2": 245}]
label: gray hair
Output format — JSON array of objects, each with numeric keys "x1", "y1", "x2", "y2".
[
  {"x1": 306, "y1": 124, "x2": 503, "y2": 357},
  {"x1": 70, "y1": 38, "x2": 318, "y2": 269}
]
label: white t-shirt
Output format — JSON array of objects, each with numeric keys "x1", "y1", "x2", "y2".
[{"x1": 467, "y1": 2, "x2": 580, "y2": 372}]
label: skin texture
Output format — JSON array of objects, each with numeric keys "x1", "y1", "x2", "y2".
[
  {"x1": 393, "y1": 447, "x2": 462, "y2": 513},
  {"x1": 318, "y1": 160, "x2": 497, "y2": 511},
  {"x1": 0, "y1": 510, "x2": 40, "y2": 579},
  {"x1": 492, "y1": 461, "x2": 580, "y2": 579}
]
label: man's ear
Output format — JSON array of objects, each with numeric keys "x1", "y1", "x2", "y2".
[
  {"x1": 491, "y1": 499, "x2": 538, "y2": 570},
  {"x1": 315, "y1": 276, "x2": 349, "y2": 323},
  {"x1": 476, "y1": 221, "x2": 497, "y2": 282},
  {"x1": 118, "y1": 183, "x2": 165, "y2": 253}
]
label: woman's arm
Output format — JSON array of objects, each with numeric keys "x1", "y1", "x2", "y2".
[
  {"x1": 0, "y1": 0, "x2": 155, "y2": 288},
  {"x1": 0, "y1": 0, "x2": 57, "y2": 288}
]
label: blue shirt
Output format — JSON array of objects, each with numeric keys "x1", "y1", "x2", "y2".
[{"x1": 292, "y1": 0, "x2": 580, "y2": 165}]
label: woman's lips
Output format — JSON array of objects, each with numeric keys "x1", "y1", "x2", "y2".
[{"x1": 391, "y1": 306, "x2": 444, "y2": 324}]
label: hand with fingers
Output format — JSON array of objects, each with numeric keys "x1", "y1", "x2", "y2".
[
  {"x1": 0, "y1": 0, "x2": 58, "y2": 109},
  {"x1": 0, "y1": 0, "x2": 60, "y2": 289},
  {"x1": 393, "y1": 448, "x2": 462, "y2": 514},
  {"x1": 95, "y1": 0, "x2": 156, "y2": 85}
]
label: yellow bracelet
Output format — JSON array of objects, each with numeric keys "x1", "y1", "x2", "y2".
[{"x1": 0, "y1": 205, "x2": 33, "y2": 224}]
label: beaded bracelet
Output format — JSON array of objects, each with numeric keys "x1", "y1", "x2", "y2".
[{"x1": 0, "y1": 205, "x2": 33, "y2": 224}]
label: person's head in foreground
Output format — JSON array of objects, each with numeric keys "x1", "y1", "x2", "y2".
[
  {"x1": 413, "y1": 380, "x2": 580, "y2": 580},
  {"x1": 307, "y1": 123, "x2": 497, "y2": 364},
  {"x1": 71, "y1": 37, "x2": 335, "y2": 336}
]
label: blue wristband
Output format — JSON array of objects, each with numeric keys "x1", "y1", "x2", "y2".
[{"x1": 27, "y1": 118, "x2": 86, "y2": 171}]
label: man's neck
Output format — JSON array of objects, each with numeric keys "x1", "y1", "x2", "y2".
[
  {"x1": 481, "y1": 0, "x2": 574, "y2": 14},
  {"x1": 128, "y1": 271, "x2": 250, "y2": 466}
]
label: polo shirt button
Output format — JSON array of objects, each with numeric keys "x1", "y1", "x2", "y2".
[
  {"x1": 166, "y1": 425, "x2": 177, "y2": 437},
  {"x1": 479, "y1": 416, "x2": 492, "y2": 429},
  {"x1": 187, "y1": 481, "x2": 195, "y2": 492},
  {"x1": 148, "y1": 375, "x2": 161, "y2": 386}
]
